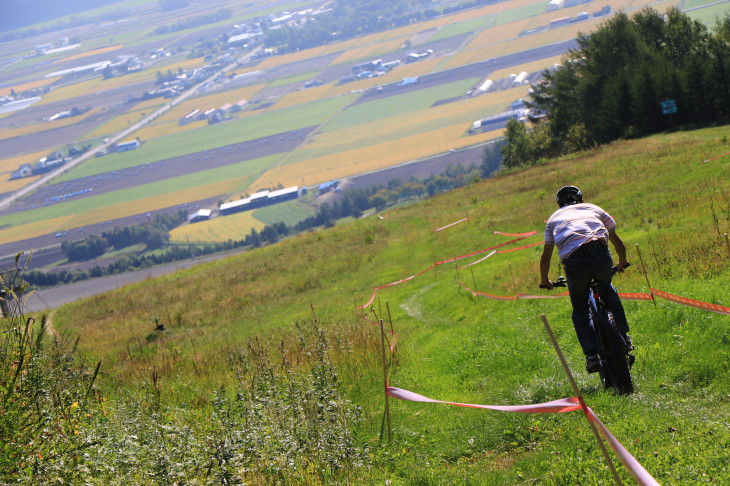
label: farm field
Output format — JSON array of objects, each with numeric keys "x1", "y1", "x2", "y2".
[{"x1": 1, "y1": 0, "x2": 725, "y2": 265}]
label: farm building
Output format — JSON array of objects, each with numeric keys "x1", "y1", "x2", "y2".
[
  {"x1": 546, "y1": 0, "x2": 563, "y2": 11},
  {"x1": 248, "y1": 190, "x2": 270, "y2": 208},
  {"x1": 267, "y1": 186, "x2": 299, "y2": 203},
  {"x1": 470, "y1": 109, "x2": 528, "y2": 133},
  {"x1": 220, "y1": 197, "x2": 252, "y2": 216},
  {"x1": 189, "y1": 209, "x2": 212, "y2": 223},
  {"x1": 550, "y1": 16, "x2": 571, "y2": 28},
  {"x1": 230, "y1": 99, "x2": 247, "y2": 113},
  {"x1": 318, "y1": 180, "x2": 339, "y2": 194},
  {"x1": 10, "y1": 164, "x2": 33, "y2": 180},
  {"x1": 512, "y1": 71, "x2": 529, "y2": 87},
  {"x1": 180, "y1": 109, "x2": 200, "y2": 125},
  {"x1": 116, "y1": 140, "x2": 140, "y2": 152},
  {"x1": 219, "y1": 186, "x2": 301, "y2": 216},
  {"x1": 477, "y1": 79, "x2": 493, "y2": 94},
  {"x1": 33, "y1": 152, "x2": 66, "y2": 174}
]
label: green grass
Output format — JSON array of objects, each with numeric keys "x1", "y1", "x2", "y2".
[
  {"x1": 266, "y1": 70, "x2": 321, "y2": 88},
  {"x1": 491, "y1": 2, "x2": 548, "y2": 27},
  {"x1": 252, "y1": 196, "x2": 316, "y2": 226},
  {"x1": 428, "y1": 16, "x2": 489, "y2": 43},
  {"x1": 35, "y1": 125, "x2": 730, "y2": 483},
  {"x1": 687, "y1": 4, "x2": 730, "y2": 26},
  {"x1": 321, "y1": 77, "x2": 481, "y2": 132},
  {"x1": 0, "y1": 155, "x2": 279, "y2": 228}
]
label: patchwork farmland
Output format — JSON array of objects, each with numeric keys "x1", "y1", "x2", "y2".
[{"x1": 1, "y1": 0, "x2": 709, "y2": 274}]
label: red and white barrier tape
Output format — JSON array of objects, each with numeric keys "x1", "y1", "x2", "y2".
[
  {"x1": 386, "y1": 387, "x2": 581, "y2": 413},
  {"x1": 386, "y1": 386, "x2": 659, "y2": 484},
  {"x1": 702, "y1": 151, "x2": 730, "y2": 164},
  {"x1": 358, "y1": 233, "x2": 537, "y2": 309},
  {"x1": 459, "y1": 280, "x2": 517, "y2": 300},
  {"x1": 435, "y1": 217, "x2": 468, "y2": 232},
  {"x1": 494, "y1": 230, "x2": 538, "y2": 237},
  {"x1": 586, "y1": 408, "x2": 661, "y2": 486},
  {"x1": 457, "y1": 250, "x2": 496, "y2": 269}
]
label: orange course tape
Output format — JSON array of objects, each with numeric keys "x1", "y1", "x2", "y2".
[
  {"x1": 497, "y1": 241, "x2": 544, "y2": 253},
  {"x1": 651, "y1": 288, "x2": 730, "y2": 315},
  {"x1": 619, "y1": 292, "x2": 653, "y2": 301}
]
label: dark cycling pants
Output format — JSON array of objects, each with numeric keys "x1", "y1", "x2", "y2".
[{"x1": 563, "y1": 244, "x2": 630, "y2": 356}]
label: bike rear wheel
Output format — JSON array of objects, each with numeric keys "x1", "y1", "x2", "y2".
[{"x1": 592, "y1": 308, "x2": 634, "y2": 394}]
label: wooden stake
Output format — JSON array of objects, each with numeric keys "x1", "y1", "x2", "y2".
[
  {"x1": 379, "y1": 314, "x2": 392, "y2": 443},
  {"x1": 372, "y1": 305, "x2": 392, "y2": 443},
  {"x1": 471, "y1": 268, "x2": 478, "y2": 294},
  {"x1": 508, "y1": 263, "x2": 518, "y2": 297},
  {"x1": 724, "y1": 233, "x2": 730, "y2": 258},
  {"x1": 352, "y1": 291, "x2": 360, "y2": 321},
  {"x1": 635, "y1": 244, "x2": 656, "y2": 306},
  {"x1": 540, "y1": 314, "x2": 624, "y2": 486}
]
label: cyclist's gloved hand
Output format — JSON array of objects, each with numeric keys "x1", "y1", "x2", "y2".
[
  {"x1": 616, "y1": 261, "x2": 630, "y2": 272},
  {"x1": 539, "y1": 280, "x2": 553, "y2": 290}
]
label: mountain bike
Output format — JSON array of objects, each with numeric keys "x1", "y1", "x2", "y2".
[{"x1": 545, "y1": 266, "x2": 635, "y2": 394}]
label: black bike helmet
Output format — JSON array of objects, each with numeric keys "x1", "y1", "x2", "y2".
[{"x1": 556, "y1": 185, "x2": 583, "y2": 207}]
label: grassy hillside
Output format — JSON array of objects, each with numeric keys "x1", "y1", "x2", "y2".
[{"x1": 20, "y1": 125, "x2": 730, "y2": 483}]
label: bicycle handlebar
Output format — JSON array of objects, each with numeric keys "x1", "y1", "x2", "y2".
[{"x1": 540, "y1": 263, "x2": 630, "y2": 289}]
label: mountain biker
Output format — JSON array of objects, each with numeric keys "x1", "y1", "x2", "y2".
[{"x1": 539, "y1": 186, "x2": 632, "y2": 373}]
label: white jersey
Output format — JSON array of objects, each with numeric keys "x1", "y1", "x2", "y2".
[{"x1": 544, "y1": 203, "x2": 615, "y2": 260}]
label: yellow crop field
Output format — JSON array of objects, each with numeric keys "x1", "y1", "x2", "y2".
[
  {"x1": 60, "y1": 44, "x2": 123, "y2": 63},
  {"x1": 0, "y1": 150, "x2": 50, "y2": 174},
  {"x1": 381, "y1": 58, "x2": 440, "y2": 82},
  {"x1": 134, "y1": 119, "x2": 208, "y2": 140},
  {"x1": 38, "y1": 59, "x2": 202, "y2": 107},
  {"x1": 490, "y1": 54, "x2": 564, "y2": 79},
  {"x1": 1, "y1": 108, "x2": 100, "y2": 141},
  {"x1": 316, "y1": 77, "x2": 380, "y2": 99},
  {"x1": 150, "y1": 83, "x2": 266, "y2": 126},
  {"x1": 0, "y1": 178, "x2": 249, "y2": 245},
  {"x1": 37, "y1": 78, "x2": 106, "y2": 106},
  {"x1": 311, "y1": 60, "x2": 441, "y2": 100},
  {"x1": 293, "y1": 87, "x2": 527, "y2": 164},
  {"x1": 255, "y1": 45, "x2": 336, "y2": 70},
  {"x1": 156, "y1": 56, "x2": 207, "y2": 72},
  {"x1": 446, "y1": 0, "x2": 538, "y2": 24},
  {"x1": 0, "y1": 76, "x2": 61, "y2": 97},
  {"x1": 274, "y1": 85, "x2": 333, "y2": 110},
  {"x1": 170, "y1": 210, "x2": 266, "y2": 243},
  {"x1": 83, "y1": 98, "x2": 170, "y2": 140},
  {"x1": 0, "y1": 214, "x2": 76, "y2": 246},
  {"x1": 332, "y1": 38, "x2": 407, "y2": 65},
  {"x1": 466, "y1": 19, "x2": 532, "y2": 50},
  {"x1": 252, "y1": 123, "x2": 503, "y2": 190},
  {"x1": 1, "y1": 175, "x2": 42, "y2": 194}
]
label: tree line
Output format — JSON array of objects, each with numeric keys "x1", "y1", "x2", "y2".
[
  {"x1": 501, "y1": 8, "x2": 730, "y2": 169},
  {"x1": 25, "y1": 161, "x2": 494, "y2": 288}
]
